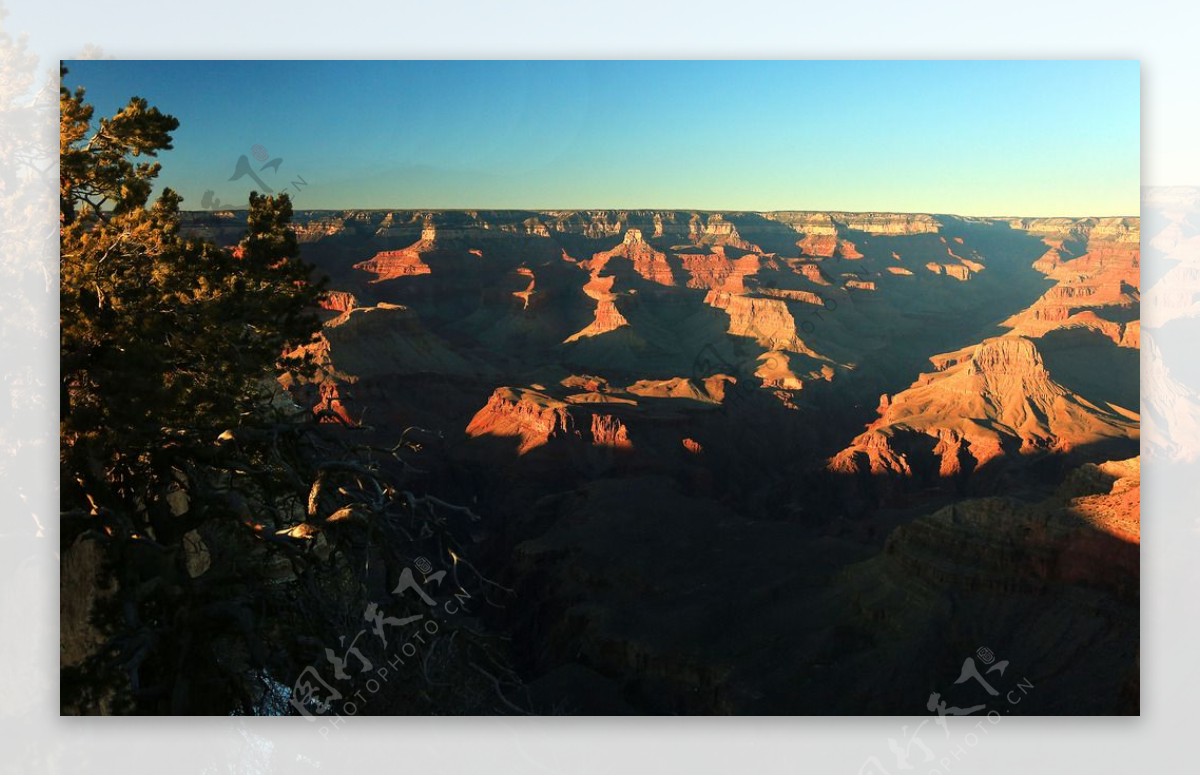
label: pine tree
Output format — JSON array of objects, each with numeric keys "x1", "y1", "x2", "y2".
[
  {"x1": 61, "y1": 68, "x2": 321, "y2": 519},
  {"x1": 60, "y1": 68, "x2": 518, "y2": 716},
  {"x1": 60, "y1": 67, "x2": 327, "y2": 713}
]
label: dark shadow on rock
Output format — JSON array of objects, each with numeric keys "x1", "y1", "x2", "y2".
[{"x1": 1037, "y1": 327, "x2": 1140, "y2": 413}]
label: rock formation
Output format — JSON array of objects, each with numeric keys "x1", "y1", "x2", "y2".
[
  {"x1": 1003, "y1": 217, "x2": 1140, "y2": 344},
  {"x1": 319, "y1": 290, "x2": 358, "y2": 313},
  {"x1": 704, "y1": 290, "x2": 826, "y2": 358},
  {"x1": 584, "y1": 228, "x2": 675, "y2": 286},
  {"x1": 465, "y1": 387, "x2": 576, "y2": 454},
  {"x1": 565, "y1": 272, "x2": 630, "y2": 343},
  {"x1": 829, "y1": 336, "x2": 1138, "y2": 482},
  {"x1": 465, "y1": 386, "x2": 634, "y2": 455}
]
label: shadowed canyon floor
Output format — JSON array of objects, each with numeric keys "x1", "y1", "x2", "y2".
[{"x1": 187, "y1": 208, "x2": 1140, "y2": 714}]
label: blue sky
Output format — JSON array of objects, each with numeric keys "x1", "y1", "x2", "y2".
[{"x1": 61, "y1": 60, "x2": 1140, "y2": 216}]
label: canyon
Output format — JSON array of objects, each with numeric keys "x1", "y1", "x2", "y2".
[{"x1": 186, "y1": 207, "x2": 1141, "y2": 714}]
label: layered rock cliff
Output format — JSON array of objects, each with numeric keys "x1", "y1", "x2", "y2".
[
  {"x1": 584, "y1": 228, "x2": 675, "y2": 286},
  {"x1": 465, "y1": 386, "x2": 635, "y2": 456},
  {"x1": 1003, "y1": 217, "x2": 1140, "y2": 344},
  {"x1": 565, "y1": 272, "x2": 631, "y2": 343},
  {"x1": 829, "y1": 336, "x2": 1138, "y2": 483}
]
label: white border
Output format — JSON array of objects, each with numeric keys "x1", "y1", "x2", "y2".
[{"x1": 4, "y1": 1, "x2": 1196, "y2": 772}]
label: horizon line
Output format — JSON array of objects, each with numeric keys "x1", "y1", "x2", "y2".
[{"x1": 182, "y1": 205, "x2": 1140, "y2": 220}]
